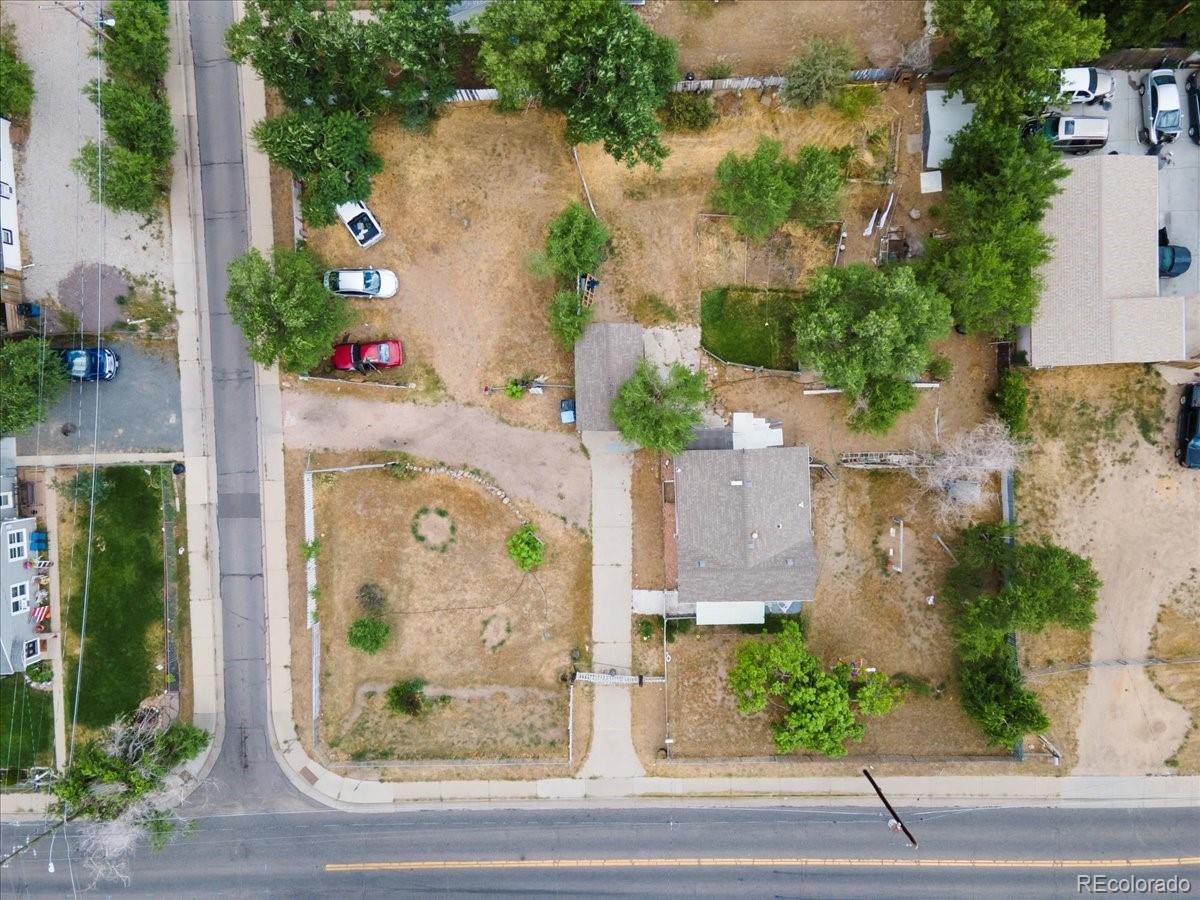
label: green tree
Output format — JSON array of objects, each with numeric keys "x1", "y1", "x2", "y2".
[
  {"x1": 506, "y1": 523, "x2": 545, "y2": 571},
  {"x1": 710, "y1": 136, "x2": 796, "y2": 242},
  {"x1": 542, "y1": 202, "x2": 610, "y2": 279},
  {"x1": 849, "y1": 670, "x2": 905, "y2": 717},
  {"x1": 942, "y1": 116, "x2": 1067, "y2": 222},
  {"x1": 792, "y1": 264, "x2": 952, "y2": 433},
  {"x1": 1082, "y1": 0, "x2": 1200, "y2": 51},
  {"x1": 0, "y1": 338, "x2": 68, "y2": 434},
  {"x1": 660, "y1": 90, "x2": 716, "y2": 132},
  {"x1": 477, "y1": 0, "x2": 678, "y2": 167},
  {"x1": 224, "y1": 246, "x2": 355, "y2": 373},
  {"x1": 790, "y1": 144, "x2": 845, "y2": 227},
  {"x1": 0, "y1": 20, "x2": 35, "y2": 121},
  {"x1": 610, "y1": 359, "x2": 708, "y2": 453},
  {"x1": 386, "y1": 678, "x2": 437, "y2": 717},
  {"x1": 992, "y1": 369, "x2": 1030, "y2": 436},
  {"x1": 105, "y1": 0, "x2": 171, "y2": 88},
  {"x1": 548, "y1": 290, "x2": 593, "y2": 349},
  {"x1": 252, "y1": 109, "x2": 383, "y2": 226},
  {"x1": 933, "y1": 0, "x2": 1107, "y2": 122},
  {"x1": 782, "y1": 38, "x2": 853, "y2": 109},
  {"x1": 728, "y1": 621, "x2": 864, "y2": 757},
  {"x1": 348, "y1": 616, "x2": 391, "y2": 653},
  {"x1": 960, "y1": 651, "x2": 1049, "y2": 747},
  {"x1": 71, "y1": 141, "x2": 166, "y2": 216},
  {"x1": 87, "y1": 79, "x2": 176, "y2": 163},
  {"x1": 370, "y1": 0, "x2": 460, "y2": 129}
]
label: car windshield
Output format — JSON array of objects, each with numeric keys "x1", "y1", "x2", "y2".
[
  {"x1": 349, "y1": 213, "x2": 379, "y2": 242},
  {"x1": 363, "y1": 271, "x2": 380, "y2": 292},
  {"x1": 1088, "y1": 69, "x2": 1097, "y2": 93},
  {"x1": 65, "y1": 352, "x2": 89, "y2": 376},
  {"x1": 1158, "y1": 109, "x2": 1181, "y2": 129},
  {"x1": 1154, "y1": 74, "x2": 1174, "y2": 87},
  {"x1": 327, "y1": 272, "x2": 341, "y2": 291},
  {"x1": 376, "y1": 343, "x2": 392, "y2": 364}
]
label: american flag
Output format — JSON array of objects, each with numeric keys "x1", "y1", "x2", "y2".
[{"x1": 29, "y1": 605, "x2": 50, "y2": 624}]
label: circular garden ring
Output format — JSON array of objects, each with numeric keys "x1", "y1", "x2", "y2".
[{"x1": 410, "y1": 505, "x2": 458, "y2": 553}]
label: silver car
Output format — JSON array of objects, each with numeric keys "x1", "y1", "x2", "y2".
[
  {"x1": 1139, "y1": 69, "x2": 1182, "y2": 145},
  {"x1": 323, "y1": 268, "x2": 399, "y2": 299}
]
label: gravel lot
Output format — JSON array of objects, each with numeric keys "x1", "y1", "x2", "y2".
[{"x1": 6, "y1": 3, "x2": 173, "y2": 308}]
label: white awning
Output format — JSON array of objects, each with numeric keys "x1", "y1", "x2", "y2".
[{"x1": 695, "y1": 601, "x2": 765, "y2": 626}]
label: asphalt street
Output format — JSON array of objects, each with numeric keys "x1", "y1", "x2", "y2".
[
  {"x1": 3, "y1": 806, "x2": 1198, "y2": 898},
  {"x1": 185, "y1": 2, "x2": 315, "y2": 815}
]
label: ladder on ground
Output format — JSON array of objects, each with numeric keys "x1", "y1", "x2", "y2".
[
  {"x1": 839, "y1": 450, "x2": 932, "y2": 470},
  {"x1": 577, "y1": 273, "x2": 598, "y2": 308}
]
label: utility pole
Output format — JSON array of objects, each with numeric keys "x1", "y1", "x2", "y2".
[
  {"x1": 862, "y1": 768, "x2": 919, "y2": 849},
  {"x1": 48, "y1": 0, "x2": 113, "y2": 41}
]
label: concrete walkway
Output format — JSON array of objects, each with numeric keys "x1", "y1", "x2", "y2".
[
  {"x1": 281, "y1": 390, "x2": 591, "y2": 528},
  {"x1": 578, "y1": 432, "x2": 642, "y2": 779}
]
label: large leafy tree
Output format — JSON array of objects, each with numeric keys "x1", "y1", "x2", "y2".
[
  {"x1": 227, "y1": 0, "x2": 458, "y2": 126},
  {"x1": 477, "y1": 0, "x2": 678, "y2": 168},
  {"x1": 253, "y1": 109, "x2": 383, "y2": 226},
  {"x1": 728, "y1": 621, "x2": 865, "y2": 757},
  {"x1": 711, "y1": 137, "x2": 797, "y2": 242},
  {"x1": 610, "y1": 359, "x2": 707, "y2": 454},
  {"x1": 71, "y1": 141, "x2": 167, "y2": 217},
  {"x1": 1082, "y1": 0, "x2": 1200, "y2": 51},
  {"x1": 792, "y1": 264, "x2": 952, "y2": 433},
  {"x1": 542, "y1": 202, "x2": 610, "y2": 280},
  {"x1": 0, "y1": 338, "x2": 68, "y2": 435},
  {"x1": 960, "y1": 651, "x2": 1050, "y2": 747},
  {"x1": 104, "y1": 0, "x2": 170, "y2": 88},
  {"x1": 225, "y1": 247, "x2": 354, "y2": 373},
  {"x1": 87, "y1": 79, "x2": 176, "y2": 164},
  {"x1": 933, "y1": 0, "x2": 1107, "y2": 122},
  {"x1": 0, "y1": 20, "x2": 35, "y2": 121}
]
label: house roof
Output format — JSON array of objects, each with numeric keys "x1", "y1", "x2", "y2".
[
  {"x1": 573, "y1": 323, "x2": 644, "y2": 433},
  {"x1": 1030, "y1": 155, "x2": 1186, "y2": 368},
  {"x1": 674, "y1": 447, "x2": 817, "y2": 607}
]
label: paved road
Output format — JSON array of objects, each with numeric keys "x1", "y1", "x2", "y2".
[
  {"x1": 3, "y1": 806, "x2": 1197, "y2": 897},
  {"x1": 283, "y1": 389, "x2": 592, "y2": 527},
  {"x1": 185, "y1": 2, "x2": 314, "y2": 815},
  {"x1": 13, "y1": 339, "x2": 183, "y2": 457}
]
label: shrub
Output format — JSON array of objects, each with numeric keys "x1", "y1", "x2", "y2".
[
  {"x1": 636, "y1": 618, "x2": 655, "y2": 640},
  {"x1": 782, "y1": 38, "x2": 853, "y2": 109},
  {"x1": 548, "y1": 290, "x2": 593, "y2": 349},
  {"x1": 928, "y1": 355, "x2": 954, "y2": 382},
  {"x1": 506, "y1": 523, "x2": 544, "y2": 571},
  {"x1": 703, "y1": 59, "x2": 733, "y2": 80},
  {"x1": 849, "y1": 670, "x2": 905, "y2": 716},
  {"x1": 154, "y1": 721, "x2": 211, "y2": 769},
  {"x1": 302, "y1": 539, "x2": 321, "y2": 561},
  {"x1": 386, "y1": 678, "x2": 441, "y2": 717},
  {"x1": 959, "y1": 650, "x2": 1049, "y2": 747},
  {"x1": 832, "y1": 84, "x2": 880, "y2": 121},
  {"x1": 661, "y1": 91, "x2": 716, "y2": 132},
  {"x1": 357, "y1": 583, "x2": 386, "y2": 616},
  {"x1": 992, "y1": 369, "x2": 1029, "y2": 436},
  {"x1": 504, "y1": 378, "x2": 526, "y2": 399},
  {"x1": 0, "y1": 338, "x2": 66, "y2": 434},
  {"x1": 711, "y1": 136, "x2": 795, "y2": 242},
  {"x1": 71, "y1": 140, "x2": 167, "y2": 216},
  {"x1": 104, "y1": 0, "x2": 170, "y2": 88},
  {"x1": 53, "y1": 469, "x2": 113, "y2": 505},
  {"x1": 543, "y1": 202, "x2": 610, "y2": 280},
  {"x1": 348, "y1": 616, "x2": 391, "y2": 654},
  {"x1": 0, "y1": 20, "x2": 35, "y2": 121},
  {"x1": 790, "y1": 144, "x2": 845, "y2": 227},
  {"x1": 611, "y1": 359, "x2": 709, "y2": 453},
  {"x1": 25, "y1": 660, "x2": 53, "y2": 684},
  {"x1": 87, "y1": 79, "x2": 175, "y2": 163}
]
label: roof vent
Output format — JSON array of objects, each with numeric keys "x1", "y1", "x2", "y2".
[
  {"x1": 730, "y1": 480, "x2": 743, "y2": 486},
  {"x1": 786, "y1": 558, "x2": 795, "y2": 567},
  {"x1": 697, "y1": 559, "x2": 707, "y2": 568}
]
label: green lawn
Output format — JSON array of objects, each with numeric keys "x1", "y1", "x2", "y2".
[
  {"x1": 65, "y1": 466, "x2": 165, "y2": 729},
  {"x1": 700, "y1": 287, "x2": 799, "y2": 370},
  {"x1": 0, "y1": 676, "x2": 55, "y2": 774}
]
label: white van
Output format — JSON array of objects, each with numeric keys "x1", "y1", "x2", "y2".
[{"x1": 1027, "y1": 114, "x2": 1109, "y2": 154}]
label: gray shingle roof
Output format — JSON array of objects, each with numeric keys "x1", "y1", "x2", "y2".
[
  {"x1": 573, "y1": 323, "x2": 644, "y2": 432},
  {"x1": 674, "y1": 447, "x2": 817, "y2": 606},
  {"x1": 1032, "y1": 155, "x2": 1186, "y2": 367}
]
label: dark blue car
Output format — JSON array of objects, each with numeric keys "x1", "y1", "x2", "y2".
[
  {"x1": 60, "y1": 347, "x2": 120, "y2": 381},
  {"x1": 1178, "y1": 384, "x2": 1200, "y2": 469}
]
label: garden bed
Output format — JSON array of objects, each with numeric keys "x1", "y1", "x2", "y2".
[
  {"x1": 298, "y1": 458, "x2": 590, "y2": 765},
  {"x1": 700, "y1": 287, "x2": 799, "y2": 370}
]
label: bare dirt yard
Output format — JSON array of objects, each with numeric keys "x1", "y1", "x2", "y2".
[
  {"x1": 637, "y1": 0, "x2": 927, "y2": 76},
  {"x1": 1149, "y1": 594, "x2": 1200, "y2": 774},
  {"x1": 1019, "y1": 366, "x2": 1199, "y2": 775},
  {"x1": 632, "y1": 465, "x2": 1017, "y2": 774},
  {"x1": 284, "y1": 451, "x2": 591, "y2": 776}
]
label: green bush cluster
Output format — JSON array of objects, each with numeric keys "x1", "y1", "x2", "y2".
[
  {"x1": 661, "y1": 91, "x2": 717, "y2": 132},
  {"x1": 0, "y1": 17, "x2": 34, "y2": 121},
  {"x1": 543, "y1": 202, "x2": 610, "y2": 281},
  {"x1": 831, "y1": 85, "x2": 880, "y2": 122},
  {"x1": 611, "y1": 358, "x2": 709, "y2": 454},
  {"x1": 386, "y1": 678, "x2": 446, "y2": 718},
  {"x1": 992, "y1": 369, "x2": 1030, "y2": 436},
  {"x1": 782, "y1": 38, "x2": 853, "y2": 109},
  {"x1": 710, "y1": 136, "x2": 845, "y2": 242},
  {"x1": 946, "y1": 523, "x2": 1100, "y2": 748},
  {"x1": 72, "y1": 0, "x2": 174, "y2": 216},
  {"x1": 348, "y1": 616, "x2": 391, "y2": 654},
  {"x1": 506, "y1": 523, "x2": 544, "y2": 572},
  {"x1": 548, "y1": 290, "x2": 593, "y2": 350}
]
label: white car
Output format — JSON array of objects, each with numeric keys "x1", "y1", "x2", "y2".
[
  {"x1": 335, "y1": 201, "x2": 384, "y2": 248},
  {"x1": 323, "y1": 268, "x2": 398, "y2": 299},
  {"x1": 1058, "y1": 67, "x2": 1114, "y2": 105},
  {"x1": 1139, "y1": 69, "x2": 1182, "y2": 145}
]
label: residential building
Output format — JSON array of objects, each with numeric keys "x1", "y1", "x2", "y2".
[
  {"x1": 1017, "y1": 155, "x2": 1187, "y2": 368},
  {"x1": 673, "y1": 425, "x2": 817, "y2": 626},
  {"x1": 0, "y1": 116, "x2": 25, "y2": 334},
  {"x1": 0, "y1": 438, "x2": 47, "y2": 676}
]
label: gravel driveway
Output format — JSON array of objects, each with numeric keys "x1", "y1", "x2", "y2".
[
  {"x1": 282, "y1": 389, "x2": 591, "y2": 528},
  {"x1": 7, "y1": 3, "x2": 172, "y2": 305},
  {"x1": 14, "y1": 339, "x2": 183, "y2": 456}
]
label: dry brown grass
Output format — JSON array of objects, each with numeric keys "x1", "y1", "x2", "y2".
[
  {"x1": 294, "y1": 456, "x2": 589, "y2": 765},
  {"x1": 1150, "y1": 600, "x2": 1200, "y2": 773},
  {"x1": 631, "y1": 450, "x2": 666, "y2": 590}
]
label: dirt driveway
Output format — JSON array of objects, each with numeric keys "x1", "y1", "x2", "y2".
[
  {"x1": 637, "y1": 0, "x2": 927, "y2": 76},
  {"x1": 281, "y1": 388, "x2": 590, "y2": 528},
  {"x1": 1020, "y1": 366, "x2": 1196, "y2": 775}
]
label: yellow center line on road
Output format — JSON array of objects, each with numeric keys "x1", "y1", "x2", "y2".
[{"x1": 326, "y1": 856, "x2": 1200, "y2": 873}]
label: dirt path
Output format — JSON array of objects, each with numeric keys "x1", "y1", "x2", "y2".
[{"x1": 281, "y1": 388, "x2": 590, "y2": 527}]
